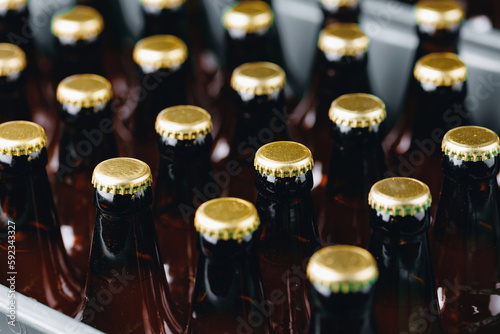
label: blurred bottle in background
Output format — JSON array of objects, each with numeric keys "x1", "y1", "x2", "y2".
[{"x1": 319, "y1": 0, "x2": 360, "y2": 26}]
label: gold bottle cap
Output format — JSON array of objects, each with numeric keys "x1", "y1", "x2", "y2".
[
  {"x1": 442, "y1": 126, "x2": 500, "y2": 162},
  {"x1": 231, "y1": 62, "x2": 286, "y2": 96},
  {"x1": 319, "y1": 0, "x2": 359, "y2": 8},
  {"x1": 0, "y1": 43, "x2": 26, "y2": 77},
  {"x1": 51, "y1": 6, "x2": 104, "y2": 41},
  {"x1": 415, "y1": 0, "x2": 464, "y2": 29},
  {"x1": 56, "y1": 74, "x2": 112, "y2": 108},
  {"x1": 194, "y1": 197, "x2": 260, "y2": 241},
  {"x1": 140, "y1": 0, "x2": 186, "y2": 9},
  {"x1": 0, "y1": 0, "x2": 27, "y2": 10},
  {"x1": 329, "y1": 93, "x2": 386, "y2": 128},
  {"x1": 133, "y1": 35, "x2": 188, "y2": 70},
  {"x1": 223, "y1": 1, "x2": 274, "y2": 33},
  {"x1": 254, "y1": 141, "x2": 314, "y2": 178},
  {"x1": 0, "y1": 121, "x2": 47, "y2": 156},
  {"x1": 307, "y1": 245, "x2": 378, "y2": 293},
  {"x1": 368, "y1": 177, "x2": 432, "y2": 217},
  {"x1": 92, "y1": 158, "x2": 153, "y2": 195},
  {"x1": 155, "y1": 105, "x2": 213, "y2": 140},
  {"x1": 318, "y1": 23, "x2": 369, "y2": 56},
  {"x1": 414, "y1": 52, "x2": 467, "y2": 87}
]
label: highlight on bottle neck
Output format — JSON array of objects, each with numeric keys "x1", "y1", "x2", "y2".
[
  {"x1": 56, "y1": 73, "x2": 112, "y2": 114},
  {"x1": 194, "y1": 197, "x2": 260, "y2": 241},
  {"x1": 415, "y1": 0, "x2": 464, "y2": 31},
  {"x1": 413, "y1": 52, "x2": 467, "y2": 89},
  {"x1": 318, "y1": 23, "x2": 369, "y2": 61},
  {"x1": 0, "y1": 120, "x2": 47, "y2": 157},
  {"x1": 140, "y1": 0, "x2": 186, "y2": 11},
  {"x1": 133, "y1": 34, "x2": 188, "y2": 74},
  {"x1": 51, "y1": 5, "x2": 104, "y2": 44},
  {"x1": 329, "y1": 93, "x2": 386, "y2": 129},
  {"x1": 307, "y1": 245, "x2": 378, "y2": 295},
  {"x1": 231, "y1": 61, "x2": 286, "y2": 100},
  {"x1": 222, "y1": 0, "x2": 274, "y2": 37},
  {"x1": 0, "y1": 0, "x2": 27, "y2": 11},
  {"x1": 155, "y1": 105, "x2": 212, "y2": 142},
  {"x1": 0, "y1": 43, "x2": 26, "y2": 81}
]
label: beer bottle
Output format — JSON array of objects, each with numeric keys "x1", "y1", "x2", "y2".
[
  {"x1": 386, "y1": 52, "x2": 468, "y2": 213},
  {"x1": 140, "y1": 0, "x2": 187, "y2": 40},
  {"x1": 218, "y1": 61, "x2": 289, "y2": 202},
  {"x1": 128, "y1": 34, "x2": 189, "y2": 171},
  {"x1": 78, "y1": 157, "x2": 185, "y2": 333},
  {"x1": 318, "y1": 0, "x2": 360, "y2": 26},
  {"x1": 0, "y1": 43, "x2": 30, "y2": 123},
  {"x1": 432, "y1": 126, "x2": 500, "y2": 333},
  {"x1": 153, "y1": 105, "x2": 217, "y2": 317},
  {"x1": 51, "y1": 5, "x2": 105, "y2": 82},
  {"x1": 0, "y1": 121, "x2": 82, "y2": 316},
  {"x1": 50, "y1": 74, "x2": 117, "y2": 277},
  {"x1": 254, "y1": 141, "x2": 320, "y2": 333},
  {"x1": 307, "y1": 245, "x2": 378, "y2": 334},
  {"x1": 187, "y1": 197, "x2": 271, "y2": 334},
  {"x1": 316, "y1": 93, "x2": 387, "y2": 249},
  {"x1": 368, "y1": 177, "x2": 443, "y2": 334},
  {"x1": 291, "y1": 23, "x2": 370, "y2": 168}
]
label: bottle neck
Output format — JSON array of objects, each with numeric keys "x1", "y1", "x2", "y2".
[
  {"x1": 0, "y1": 7, "x2": 29, "y2": 44},
  {"x1": 141, "y1": 4, "x2": 186, "y2": 39},
  {"x1": 0, "y1": 73, "x2": 30, "y2": 123},
  {"x1": 225, "y1": 29, "x2": 272, "y2": 73},
  {"x1": 416, "y1": 25, "x2": 459, "y2": 59},
  {"x1": 56, "y1": 37, "x2": 105, "y2": 78},
  {"x1": 153, "y1": 134, "x2": 216, "y2": 221},
  {"x1": 309, "y1": 285, "x2": 377, "y2": 334},
  {"x1": 320, "y1": 4, "x2": 360, "y2": 26},
  {"x1": 56, "y1": 102, "x2": 117, "y2": 183}
]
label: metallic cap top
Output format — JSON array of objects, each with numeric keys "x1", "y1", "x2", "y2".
[
  {"x1": 194, "y1": 197, "x2": 260, "y2": 240},
  {"x1": 442, "y1": 126, "x2": 500, "y2": 162},
  {"x1": 368, "y1": 177, "x2": 432, "y2": 217},
  {"x1": 155, "y1": 105, "x2": 213, "y2": 140},
  {"x1": 307, "y1": 245, "x2": 378, "y2": 293},
  {"x1": 414, "y1": 52, "x2": 467, "y2": 86},
  {"x1": 329, "y1": 93, "x2": 386, "y2": 128},
  {"x1": 415, "y1": 0, "x2": 465, "y2": 29},
  {"x1": 231, "y1": 62, "x2": 286, "y2": 96},
  {"x1": 51, "y1": 6, "x2": 104, "y2": 41},
  {"x1": 223, "y1": 1, "x2": 274, "y2": 33},
  {"x1": 318, "y1": 23, "x2": 369, "y2": 56},
  {"x1": 133, "y1": 34, "x2": 188, "y2": 70},
  {"x1": 0, "y1": 0, "x2": 27, "y2": 10},
  {"x1": 140, "y1": 0, "x2": 186, "y2": 9},
  {"x1": 0, "y1": 43, "x2": 26, "y2": 77},
  {"x1": 0, "y1": 121, "x2": 47, "y2": 156},
  {"x1": 319, "y1": 0, "x2": 359, "y2": 7},
  {"x1": 56, "y1": 74, "x2": 112, "y2": 108},
  {"x1": 92, "y1": 158, "x2": 153, "y2": 195},
  {"x1": 254, "y1": 141, "x2": 314, "y2": 178}
]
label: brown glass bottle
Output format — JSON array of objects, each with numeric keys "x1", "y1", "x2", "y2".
[
  {"x1": 291, "y1": 23, "x2": 371, "y2": 169},
  {"x1": 51, "y1": 6, "x2": 106, "y2": 82},
  {"x1": 307, "y1": 245, "x2": 378, "y2": 334},
  {"x1": 0, "y1": 121, "x2": 82, "y2": 316},
  {"x1": 254, "y1": 141, "x2": 320, "y2": 333},
  {"x1": 0, "y1": 43, "x2": 30, "y2": 123},
  {"x1": 385, "y1": 53, "x2": 468, "y2": 214},
  {"x1": 140, "y1": 0, "x2": 187, "y2": 40},
  {"x1": 216, "y1": 61, "x2": 289, "y2": 202},
  {"x1": 318, "y1": 0, "x2": 360, "y2": 26},
  {"x1": 49, "y1": 74, "x2": 117, "y2": 279},
  {"x1": 126, "y1": 34, "x2": 189, "y2": 173},
  {"x1": 77, "y1": 157, "x2": 185, "y2": 333},
  {"x1": 153, "y1": 105, "x2": 217, "y2": 317},
  {"x1": 431, "y1": 126, "x2": 500, "y2": 333},
  {"x1": 315, "y1": 94, "x2": 387, "y2": 249},
  {"x1": 187, "y1": 197, "x2": 271, "y2": 334},
  {"x1": 368, "y1": 177, "x2": 443, "y2": 334}
]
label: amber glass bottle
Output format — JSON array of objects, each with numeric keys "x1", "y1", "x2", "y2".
[
  {"x1": 318, "y1": 0, "x2": 360, "y2": 26},
  {"x1": 432, "y1": 126, "x2": 500, "y2": 333},
  {"x1": 140, "y1": 0, "x2": 187, "y2": 40},
  {"x1": 187, "y1": 197, "x2": 270, "y2": 334},
  {"x1": 254, "y1": 141, "x2": 320, "y2": 333},
  {"x1": 386, "y1": 53, "x2": 468, "y2": 213},
  {"x1": 153, "y1": 105, "x2": 217, "y2": 317},
  {"x1": 0, "y1": 43, "x2": 30, "y2": 123},
  {"x1": 127, "y1": 34, "x2": 189, "y2": 171},
  {"x1": 51, "y1": 6, "x2": 105, "y2": 82},
  {"x1": 307, "y1": 245, "x2": 378, "y2": 334},
  {"x1": 0, "y1": 121, "x2": 82, "y2": 316},
  {"x1": 292, "y1": 23, "x2": 370, "y2": 169},
  {"x1": 315, "y1": 93, "x2": 387, "y2": 249},
  {"x1": 368, "y1": 177, "x2": 443, "y2": 334},
  {"x1": 50, "y1": 74, "x2": 117, "y2": 277},
  {"x1": 78, "y1": 157, "x2": 185, "y2": 333},
  {"x1": 216, "y1": 61, "x2": 289, "y2": 202}
]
